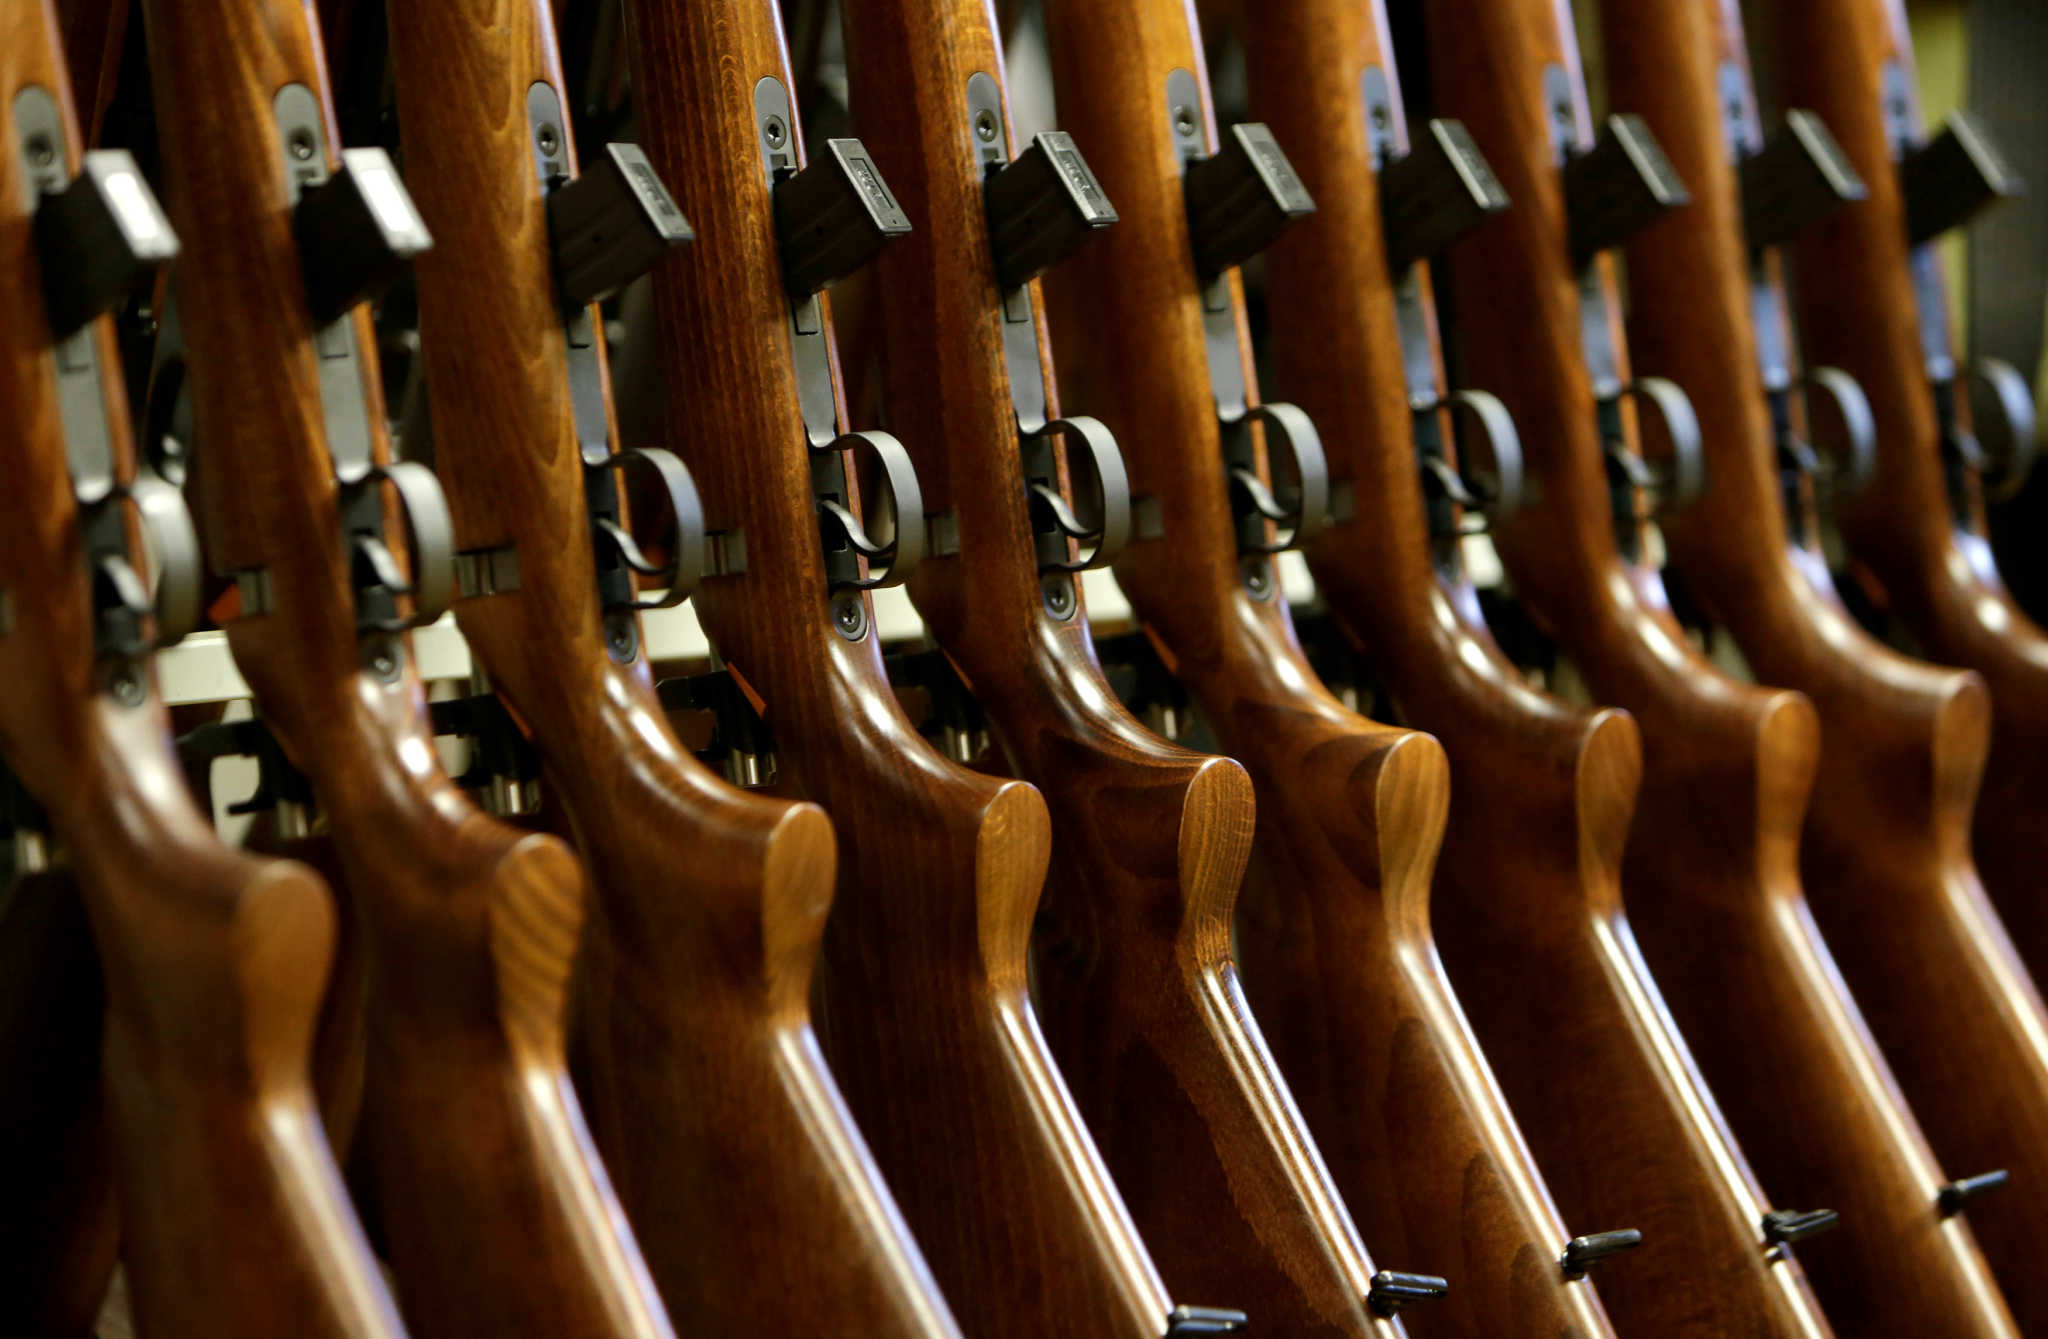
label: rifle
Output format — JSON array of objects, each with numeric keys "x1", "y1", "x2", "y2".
[
  {"x1": 1773, "y1": 3, "x2": 2048, "y2": 1013},
  {"x1": 835, "y1": 0, "x2": 1420, "y2": 1332},
  {"x1": 1609, "y1": 0, "x2": 2048, "y2": 1327},
  {"x1": 136, "y1": 1, "x2": 680, "y2": 1333},
  {"x1": 622, "y1": 1, "x2": 1223, "y2": 1333},
  {"x1": 1239, "y1": 0, "x2": 1842, "y2": 1332},
  {"x1": 0, "y1": 2, "x2": 405, "y2": 1335},
  {"x1": 1418, "y1": 0, "x2": 2022, "y2": 1331},
  {"x1": 1035, "y1": 2, "x2": 1624, "y2": 1333},
  {"x1": 381, "y1": 1, "x2": 964, "y2": 1333}
]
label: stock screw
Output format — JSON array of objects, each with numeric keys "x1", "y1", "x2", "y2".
[
  {"x1": 1370, "y1": 105, "x2": 1389, "y2": 129},
  {"x1": 1242, "y1": 559, "x2": 1273, "y2": 600},
  {"x1": 288, "y1": 129, "x2": 317, "y2": 161},
  {"x1": 1041, "y1": 575, "x2": 1076, "y2": 619},
  {"x1": 1173, "y1": 104, "x2": 1197, "y2": 137},
  {"x1": 110, "y1": 668, "x2": 144, "y2": 707},
  {"x1": 974, "y1": 109, "x2": 998, "y2": 142},
  {"x1": 369, "y1": 649, "x2": 396, "y2": 679},
  {"x1": 537, "y1": 122, "x2": 561, "y2": 155},
  {"x1": 831, "y1": 592, "x2": 869, "y2": 640},
  {"x1": 26, "y1": 134, "x2": 55, "y2": 168},
  {"x1": 764, "y1": 115, "x2": 788, "y2": 149}
]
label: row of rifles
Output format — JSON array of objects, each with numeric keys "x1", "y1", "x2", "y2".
[{"x1": 2, "y1": 0, "x2": 2043, "y2": 1335}]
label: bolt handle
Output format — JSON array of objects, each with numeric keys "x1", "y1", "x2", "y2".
[
  {"x1": 1938, "y1": 1169, "x2": 2011, "y2": 1217},
  {"x1": 1560, "y1": 1228, "x2": 1643, "y2": 1275},
  {"x1": 1761, "y1": 1208, "x2": 1841, "y2": 1244},
  {"x1": 1366, "y1": 1270, "x2": 1451, "y2": 1317}
]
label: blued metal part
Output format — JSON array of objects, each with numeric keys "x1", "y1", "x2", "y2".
[
  {"x1": 1759, "y1": 1208, "x2": 1840, "y2": 1245},
  {"x1": 1545, "y1": 66, "x2": 1702, "y2": 539},
  {"x1": 966, "y1": 71, "x2": 1130, "y2": 574},
  {"x1": 1361, "y1": 67, "x2": 1522, "y2": 552},
  {"x1": 1559, "y1": 114, "x2": 1690, "y2": 267},
  {"x1": 546, "y1": 141, "x2": 694, "y2": 307},
  {"x1": 291, "y1": 147, "x2": 432, "y2": 325},
  {"x1": 1881, "y1": 58, "x2": 2036, "y2": 517},
  {"x1": 1559, "y1": 1229, "x2": 1644, "y2": 1276},
  {"x1": 525, "y1": 81, "x2": 707, "y2": 622},
  {"x1": 1938, "y1": 1169, "x2": 2012, "y2": 1217},
  {"x1": 1166, "y1": 68, "x2": 1328, "y2": 567},
  {"x1": 15, "y1": 87, "x2": 197, "y2": 658},
  {"x1": 753, "y1": 76, "x2": 923, "y2": 592},
  {"x1": 1899, "y1": 112, "x2": 2023, "y2": 247},
  {"x1": 29, "y1": 147, "x2": 177, "y2": 340},
  {"x1": 981, "y1": 128, "x2": 1117, "y2": 290},
  {"x1": 1181, "y1": 121, "x2": 1315, "y2": 280},
  {"x1": 272, "y1": 83, "x2": 452, "y2": 637},
  {"x1": 1364, "y1": 1272, "x2": 1450, "y2": 1318},
  {"x1": 771, "y1": 137, "x2": 913, "y2": 299}
]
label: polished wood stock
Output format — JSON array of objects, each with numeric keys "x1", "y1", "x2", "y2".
[
  {"x1": 622, "y1": 2, "x2": 1187, "y2": 1333},
  {"x1": 140, "y1": 2, "x2": 675, "y2": 1333},
  {"x1": 384, "y1": 4, "x2": 963, "y2": 1334},
  {"x1": 1615, "y1": 0, "x2": 2048, "y2": 1327},
  {"x1": 1243, "y1": 1, "x2": 1836, "y2": 1332},
  {"x1": 1, "y1": 5, "x2": 402, "y2": 1335},
  {"x1": 838, "y1": 2, "x2": 1404, "y2": 1333},
  {"x1": 1424, "y1": 0, "x2": 2019, "y2": 1332},
  {"x1": 1038, "y1": 3, "x2": 1618, "y2": 1334},
  {"x1": 1775, "y1": 1, "x2": 2048, "y2": 1016}
]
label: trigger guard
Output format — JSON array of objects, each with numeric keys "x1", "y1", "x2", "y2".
[
  {"x1": 369, "y1": 459, "x2": 455, "y2": 628},
  {"x1": 1801, "y1": 366, "x2": 1877, "y2": 496},
  {"x1": 125, "y1": 475, "x2": 202, "y2": 646},
  {"x1": 1446, "y1": 389, "x2": 1524, "y2": 521},
  {"x1": 828, "y1": 429, "x2": 926, "y2": 590},
  {"x1": 1038, "y1": 414, "x2": 1131, "y2": 572},
  {"x1": 1970, "y1": 357, "x2": 2037, "y2": 501},
  {"x1": 608, "y1": 446, "x2": 707, "y2": 609},
  {"x1": 1628, "y1": 376, "x2": 1706, "y2": 510},
  {"x1": 1242, "y1": 401, "x2": 1331, "y2": 552}
]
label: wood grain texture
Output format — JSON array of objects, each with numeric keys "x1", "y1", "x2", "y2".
[
  {"x1": 1423, "y1": 0, "x2": 2020, "y2": 1332},
  {"x1": 0, "y1": 5, "x2": 402, "y2": 1335},
  {"x1": 1774, "y1": 5, "x2": 2048, "y2": 1028},
  {"x1": 1242, "y1": 1, "x2": 1837, "y2": 1333},
  {"x1": 1616, "y1": 2, "x2": 2048, "y2": 1329},
  {"x1": 384, "y1": 2, "x2": 964, "y2": 1334},
  {"x1": 1753, "y1": 2, "x2": 2048, "y2": 1334},
  {"x1": 623, "y1": 2, "x2": 1186, "y2": 1334},
  {"x1": 837, "y1": 2, "x2": 1404, "y2": 1333},
  {"x1": 1037, "y1": 3, "x2": 1618, "y2": 1335},
  {"x1": 139, "y1": 2, "x2": 678, "y2": 1334}
]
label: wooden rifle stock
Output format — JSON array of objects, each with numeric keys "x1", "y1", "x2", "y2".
[
  {"x1": 1242, "y1": 1, "x2": 1837, "y2": 1333},
  {"x1": 138, "y1": 2, "x2": 677, "y2": 1333},
  {"x1": 382, "y1": 2, "x2": 963, "y2": 1334},
  {"x1": 622, "y1": 2, "x2": 1193, "y2": 1333},
  {"x1": 0, "y1": 4, "x2": 403, "y2": 1335},
  {"x1": 1611, "y1": 0, "x2": 2048, "y2": 1327},
  {"x1": 1773, "y1": 1, "x2": 2048, "y2": 1017},
  {"x1": 1422, "y1": 0, "x2": 2020, "y2": 1331},
  {"x1": 837, "y1": 1, "x2": 1407, "y2": 1333},
  {"x1": 1037, "y1": 2, "x2": 1618, "y2": 1334}
]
